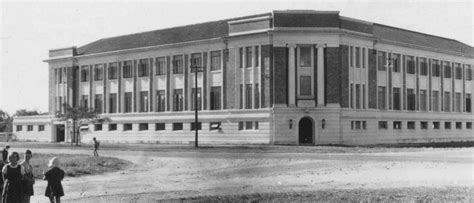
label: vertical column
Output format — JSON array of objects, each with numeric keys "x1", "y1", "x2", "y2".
[
  {"x1": 242, "y1": 47, "x2": 247, "y2": 109},
  {"x1": 251, "y1": 46, "x2": 256, "y2": 109},
  {"x1": 287, "y1": 44, "x2": 296, "y2": 107},
  {"x1": 118, "y1": 62, "x2": 122, "y2": 113},
  {"x1": 316, "y1": 44, "x2": 325, "y2": 107}
]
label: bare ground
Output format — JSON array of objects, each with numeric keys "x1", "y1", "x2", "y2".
[{"x1": 8, "y1": 143, "x2": 472, "y2": 203}]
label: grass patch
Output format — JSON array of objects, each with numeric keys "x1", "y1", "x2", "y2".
[{"x1": 22, "y1": 153, "x2": 132, "y2": 179}]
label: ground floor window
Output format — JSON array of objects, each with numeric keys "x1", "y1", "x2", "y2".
[
  {"x1": 444, "y1": 122, "x2": 451, "y2": 129},
  {"x1": 378, "y1": 121, "x2": 388, "y2": 129},
  {"x1": 420, "y1": 122, "x2": 428, "y2": 129},
  {"x1": 407, "y1": 121, "x2": 415, "y2": 130},
  {"x1": 155, "y1": 123, "x2": 165, "y2": 131},
  {"x1": 123, "y1": 123, "x2": 132, "y2": 131},
  {"x1": 27, "y1": 125, "x2": 33, "y2": 131},
  {"x1": 455, "y1": 122, "x2": 462, "y2": 129},
  {"x1": 173, "y1": 123, "x2": 183, "y2": 131},
  {"x1": 139, "y1": 123, "x2": 148, "y2": 131},
  {"x1": 467, "y1": 122, "x2": 472, "y2": 129},
  {"x1": 94, "y1": 124, "x2": 102, "y2": 131},
  {"x1": 108, "y1": 124, "x2": 117, "y2": 131},
  {"x1": 38, "y1": 125, "x2": 45, "y2": 131},
  {"x1": 190, "y1": 122, "x2": 202, "y2": 131},
  {"x1": 393, "y1": 121, "x2": 402, "y2": 130},
  {"x1": 432, "y1": 122, "x2": 440, "y2": 129}
]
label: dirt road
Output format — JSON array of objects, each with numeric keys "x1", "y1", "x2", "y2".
[{"x1": 20, "y1": 146, "x2": 473, "y2": 202}]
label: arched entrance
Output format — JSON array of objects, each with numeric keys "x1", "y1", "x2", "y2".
[{"x1": 299, "y1": 117, "x2": 313, "y2": 144}]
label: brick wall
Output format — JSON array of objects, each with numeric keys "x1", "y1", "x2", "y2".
[{"x1": 273, "y1": 47, "x2": 288, "y2": 105}]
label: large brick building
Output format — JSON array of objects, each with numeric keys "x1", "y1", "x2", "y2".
[{"x1": 14, "y1": 10, "x2": 474, "y2": 145}]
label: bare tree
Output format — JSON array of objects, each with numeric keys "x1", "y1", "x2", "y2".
[{"x1": 0, "y1": 110, "x2": 13, "y2": 132}]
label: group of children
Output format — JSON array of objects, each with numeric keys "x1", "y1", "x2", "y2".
[{"x1": 1, "y1": 145, "x2": 64, "y2": 203}]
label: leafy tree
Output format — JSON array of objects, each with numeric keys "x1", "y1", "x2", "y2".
[
  {"x1": 0, "y1": 110, "x2": 13, "y2": 132},
  {"x1": 55, "y1": 104, "x2": 108, "y2": 146},
  {"x1": 14, "y1": 109, "x2": 40, "y2": 116}
]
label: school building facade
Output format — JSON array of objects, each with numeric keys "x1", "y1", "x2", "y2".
[{"x1": 13, "y1": 10, "x2": 474, "y2": 145}]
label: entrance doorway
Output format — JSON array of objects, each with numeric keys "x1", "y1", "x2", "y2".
[
  {"x1": 299, "y1": 117, "x2": 313, "y2": 144},
  {"x1": 55, "y1": 125, "x2": 65, "y2": 142}
]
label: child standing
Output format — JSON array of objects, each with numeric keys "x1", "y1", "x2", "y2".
[
  {"x1": 43, "y1": 157, "x2": 64, "y2": 203},
  {"x1": 20, "y1": 150, "x2": 35, "y2": 203},
  {"x1": 93, "y1": 137, "x2": 100, "y2": 157},
  {"x1": 2, "y1": 151, "x2": 25, "y2": 203}
]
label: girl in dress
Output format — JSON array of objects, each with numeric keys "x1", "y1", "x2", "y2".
[
  {"x1": 20, "y1": 150, "x2": 35, "y2": 203},
  {"x1": 2, "y1": 151, "x2": 24, "y2": 203},
  {"x1": 43, "y1": 157, "x2": 64, "y2": 203}
]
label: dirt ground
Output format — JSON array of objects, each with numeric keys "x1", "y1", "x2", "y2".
[{"x1": 9, "y1": 144, "x2": 473, "y2": 202}]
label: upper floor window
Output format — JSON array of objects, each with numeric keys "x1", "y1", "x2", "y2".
[
  {"x1": 299, "y1": 47, "x2": 311, "y2": 67},
  {"x1": 362, "y1": 48, "x2": 366, "y2": 68},
  {"x1": 138, "y1": 59, "x2": 149, "y2": 77},
  {"x1": 355, "y1": 47, "x2": 361, "y2": 68},
  {"x1": 123, "y1": 61, "x2": 133, "y2": 78},
  {"x1": 455, "y1": 64, "x2": 462, "y2": 79},
  {"x1": 81, "y1": 66, "x2": 89, "y2": 82},
  {"x1": 420, "y1": 58, "x2": 428, "y2": 76},
  {"x1": 210, "y1": 51, "x2": 221, "y2": 71},
  {"x1": 465, "y1": 65, "x2": 472, "y2": 80},
  {"x1": 173, "y1": 89, "x2": 183, "y2": 111},
  {"x1": 172, "y1": 55, "x2": 184, "y2": 74},
  {"x1": 245, "y1": 47, "x2": 252, "y2": 68},
  {"x1": 94, "y1": 64, "x2": 103, "y2": 81},
  {"x1": 155, "y1": 57, "x2": 166, "y2": 75},
  {"x1": 444, "y1": 62, "x2": 451, "y2": 78},
  {"x1": 432, "y1": 60, "x2": 441, "y2": 77},
  {"x1": 407, "y1": 56, "x2": 415, "y2": 74},
  {"x1": 191, "y1": 53, "x2": 202, "y2": 68},
  {"x1": 210, "y1": 86, "x2": 221, "y2": 110},
  {"x1": 108, "y1": 62, "x2": 118, "y2": 79},
  {"x1": 377, "y1": 51, "x2": 386, "y2": 71},
  {"x1": 255, "y1": 46, "x2": 260, "y2": 67},
  {"x1": 392, "y1": 54, "x2": 400, "y2": 72}
]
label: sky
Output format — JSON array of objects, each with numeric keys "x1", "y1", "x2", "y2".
[{"x1": 0, "y1": 0, "x2": 473, "y2": 115}]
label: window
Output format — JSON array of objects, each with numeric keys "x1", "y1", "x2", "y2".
[
  {"x1": 420, "y1": 58, "x2": 428, "y2": 75},
  {"x1": 392, "y1": 54, "x2": 400, "y2": 72},
  {"x1": 378, "y1": 86, "x2": 386, "y2": 110},
  {"x1": 466, "y1": 66, "x2": 472, "y2": 80},
  {"x1": 407, "y1": 121, "x2": 415, "y2": 130},
  {"x1": 155, "y1": 123, "x2": 165, "y2": 131},
  {"x1": 191, "y1": 53, "x2": 202, "y2": 68},
  {"x1": 138, "y1": 59, "x2": 149, "y2": 77},
  {"x1": 444, "y1": 122, "x2": 451, "y2": 129},
  {"x1": 95, "y1": 94, "x2": 103, "y2": 113},
  {"x1": 432, "y1": 91, "x2": 440, "y2": 112},
  {"x1": 350, "y1": 84, "x2": 354, "y2": 108},
  {"x1": 109, "y1": 93, "x2": 117, "y2": 113},
  {"x1": 377, "y1": 51, "x2": 386, "y2": 71},
  {"x1": 351, "y1": 121, "x2": 354, "y2": 130},
  {"x1": 94, "y1": 64, "x2": 103, "y2": 81},
  {"x1": 62, "y1": 68, "x2": 67, "y2": 83},
  {"x1": 245, "y1": 121, "x2": 253, "y2": 130},
  {"x1": 81, "y1": 95, "x2": 89, "y2": 108},
  {"x1": 16, "y1": 125, "x2": 22, "y2": 131},
  {"x1": 444, "y1": 92, "x2": 451, "y2": 112},
  {"x1": 467, "y1": 122, "x2": 472, "y2": 129},
  {"x1": 27, "y1": 125, "x2": 33, "y2": 131},
  {"x1": 108, "y1": 62, "x2": 118, "y2": 79},
  {"x1": 432, "y1": 60, "x2": 441, "y2": 77},
  {"x1": 239, "y1": 48, "x2": 243, "y2": 68},
  {"x1": 355, "y1": 84, "x2": 360, "y2": 109},
  {"x1": 444, "y1": 62, "x2": 451, "y2": 78},
  {"x1": 172, "y1": 123, "x2": 183, "y2": 131},
  {"x1": 210, "y1": 122, "x2": 222, "y2": 131},
  {"x1": 255, "y1": 121, "x2": 259, "y2": 130},
  {"x1": 94, "y1": 124, "x2": 102, "y2": 131},
  {"x1": 55, "y1": 69, "x2": 60, "y2": 84},
  {"x1": 393, "y1": 121, "x2": 402, "y2": 130},
  {"x1": 455, "y1": 65, "x2": 462, "y2": 79},
  {"x1": 238, "y1": 122, "x2": 244, "y2": 131},
  {"x1": 362, "y1": 84, "x2": 366, "y2": 109},
  {"x1": 349, "y1": 46, "x2": 354, "y2": 67},
  {"x1": 156, "y1": 57, "x2": 166, "y2": 75},
  {"x1": 300, "y1": 76, "x2": 312, "y2": 96},
  {"x1": 407, "y1": 89, "x2": 415, "y2": 111},
  {"x1": 173, "y1": 89, "x2": 183, "y2": 111},
  {"x1": 108, "y1": 124, "x2": 117, "y2": 131},
  {"x1": 378, "y1": 121, "x2": 388, "y2": 129},
  {"x1": 355, "y1": 47, "x2": 360, "y2": 68},
  {"x1": 172, "y1": 55, "x2": 183, "y2": 74},
  {"x1": 420, "y1": 122, "x2": 428, "y2": 129},
  {"x1": 420, "y1": 90, "x2": 427, "y2": 111},
  {"x1": 455, "y1": 93, "x2": 461, "y2": 112},
  {"x1": 190, "y1": 122, "x2": 202, "y2": 131},
  {"x1": 245, "y1": 47, "x2": 252, "y2": 68},
  {"x1": 355, "y1": 121, "x2": 361, "y2": 129},
  {"x1": 299, "y1": 47, "x2": 311, "y2": 67},
  {"x1": 362, "y1": 48, "x2": 366, "y2": 68},
  {"x1": 123, "y1": 61, "x2": 133, "y2": 78},
  {"x1": 156, "y1": 90, "x2": 166, "y2": 112},
  {"x1": 466, "y1": 94, "x2": 471, "y2": 112},
  {"x1": 393, "y1": 88, "x2": 401, "y2": 110},
  {"x1": 254, "y1": 84, "x2": 260, "y2": 109},
  {"x1": 239, "y1": 84, "x2": 243, "y2": 109},
  {"x1": 210, "y1": 86, "x2": 221, "y2": 110},
  {"x1": 210, "y1": 51, "x2": 221, "y2": 71},
  {"x1": 407, "y1": 56, "x2": 415, "y2": 74},
  {"x1": 123, "y1": 123, "x2": 132, "y2": 131},
  {"x1": 139, "y1": 91, "x2": 149, "y2": 112},
  {"x1": 456, "y1": 122, "x2": 462, "y2": 129},
  {"x1": 124, "y1": 92, "x2": 133, "y2": 113},
  {"x1": 245, "y1": 84, "x2": 252, "y2": 109},
  {"x1": 139, "y1": 123, "x2": 148, "y2": 131},
  {"x1": 81, "y1": 66, "x2": 89, "y2": 82},
  {"x1": 191, "y1": 88, "x2": 202, "y2": 111},
  {"x1": 38, "y1": 125, "x2": 45, "y2": 131},
  {"x1": 432, "y1": 122, "x2": 440, "y2": 129},
  {"x1": 255, "y1": 46, "x2": 259, "y2": 67}
]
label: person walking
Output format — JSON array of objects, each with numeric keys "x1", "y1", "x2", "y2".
[
  {"x1": 2, "y1": 146, "x2": 10, "y2": 163},
  {"x1": 93, "y1": 137, "x2": 100, "y2": 157},
  {"x1": 20, "y1": 150, "x2": 34, "y2": 203},
  {"x1": 43, "y1": 157, "x2": 64, "y2": 203},
  {"x1": 2, "y1": 151, "x2": 24, "y2": 203}
]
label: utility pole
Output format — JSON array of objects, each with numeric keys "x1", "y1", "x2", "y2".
[{"x1": 191, "y1": 59, "x2": 203, "y2": 148}]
